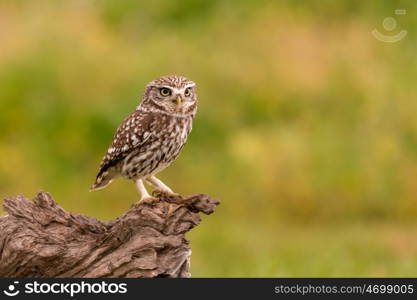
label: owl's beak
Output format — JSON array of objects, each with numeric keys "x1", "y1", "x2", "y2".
[{"x1": 175, "y1": 95, "x2": 182, "y2": 107}]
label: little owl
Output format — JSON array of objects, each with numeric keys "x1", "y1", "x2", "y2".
[{"x1": 91, "y1": 75, "x2": 197, "y2": 202}]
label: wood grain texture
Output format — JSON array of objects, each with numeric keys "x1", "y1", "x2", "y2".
[{"x1": 0, "y1": 192, "x2": 219, "y2": 278}]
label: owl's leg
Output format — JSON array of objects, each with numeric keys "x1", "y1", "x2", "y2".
[
  {"x1": 145, "y1": 175, "x2": 177, "y2": 195},
  {"x1": 135, "y1": 179, "x2": 156, "y2": 202}
]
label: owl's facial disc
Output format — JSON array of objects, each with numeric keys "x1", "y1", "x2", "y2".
[{"x1": 152, "y1": 84, "x2": 195, "y2": 113}]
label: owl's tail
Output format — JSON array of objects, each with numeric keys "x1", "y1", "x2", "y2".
[{"x1": 90, "y1": 169, "x2": 117, "y2": 191}]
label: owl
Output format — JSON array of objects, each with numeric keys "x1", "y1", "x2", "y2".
[{"x1": 91, "y1": 75, "x2": 197, "y2": 202}]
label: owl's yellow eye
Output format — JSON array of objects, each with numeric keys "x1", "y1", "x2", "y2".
[
  {"x1": 184, "y1": 88, "x2": 191, "y2": 97},
  {"x1": 160, "y1": 88, "x2": 171, "y2": 97}
]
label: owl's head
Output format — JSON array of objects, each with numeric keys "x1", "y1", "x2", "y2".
[{"x1": 140, "y1": 75, "x2": 197, "y2": 116}]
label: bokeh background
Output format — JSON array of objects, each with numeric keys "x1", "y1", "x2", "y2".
[{"x1": 1, "y1": 0, "x2": 417, "y2": 276}]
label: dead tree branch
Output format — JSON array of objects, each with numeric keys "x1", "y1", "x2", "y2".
[{"x1": 0, "y1": 191, "x2": 219, "y2": 278}]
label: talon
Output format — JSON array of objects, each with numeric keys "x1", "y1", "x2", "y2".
[
  {"x1": 152, "y1": 190, "x2": 163, "y2": 197},
  {"x1": 140, "y1": 196, "x2": 158, "y2": 205},
  {"x1": 154, "y1": 189, "x2": 180, "y2": 198}
]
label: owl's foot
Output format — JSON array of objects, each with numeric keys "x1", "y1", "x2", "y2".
[
  {"x1": 152, "y1": 189, "x2": 181, "y2": 200},
  {"x1": 135, "y1": 179, "x2": 158, "y2": 204},
  {"x1": 145, "y1": 176, "x2": 177, "y2": 196},
  {"x1": 140, "y1": 196, "x2": 159, "y2": 205}
]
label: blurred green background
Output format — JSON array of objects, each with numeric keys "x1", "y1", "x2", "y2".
[{"x1": 1, "y1": 0, "x2": 417, "y2": 276}]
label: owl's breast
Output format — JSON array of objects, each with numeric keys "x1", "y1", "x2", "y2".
[
  {"x1": 152, "y1": 116, "x2": 193, "y2": 170},
  {"x1": 121, "y1": 115, "x2": 192, "y2": 180}
]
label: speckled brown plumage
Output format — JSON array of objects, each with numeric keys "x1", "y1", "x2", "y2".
[{"x1": 91, "y1": 75, "x2": 197, "y2": 200}]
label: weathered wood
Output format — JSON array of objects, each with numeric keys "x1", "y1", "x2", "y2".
[{"x1": 0, "y1": 191, "x2": 219, "y2": 278}]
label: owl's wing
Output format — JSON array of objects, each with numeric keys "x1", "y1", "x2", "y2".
[{"x1": 95, "y1": 110, "x2": 154, "y2": 182}]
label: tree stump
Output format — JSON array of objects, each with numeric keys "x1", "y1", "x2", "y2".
[{"x1": 0, "y1": 191, "x2": 220, "y2": 278}]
